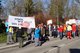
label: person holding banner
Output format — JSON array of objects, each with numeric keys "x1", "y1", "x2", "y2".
[
  {"x1": 27, "y1": 28, "x2": 32, "y2": 40},
  {"x1": 16, "y1": 27, "x2": 24, "y2": 48},
  {"x1": 7, "y1": 26, "x2": 14, "y2": 44}
]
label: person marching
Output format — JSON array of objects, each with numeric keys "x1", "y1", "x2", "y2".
[
  {"x1": 52, "y1": 24, "x2": 57, "y2": 38},
  {"x1": 67, "y1": 24, "x2": 72, "y2": 39},
  {"x1": 16, "y1": 27, "x2": 24, "y2": 48},
  {"x1": 63, "y1": 24, "x2": 67, "y2": 37},
  {"x1": 7, "y1": 26, "x2": 14, "y2": 44},
  {"x1": 34, "y1": 25, "x2": 41, "y2": 47},
  {"x1": 58, "y1": 25, "x2": 63, "y2": 39},
  {"x1": 72, "y1": 24, "x2": 76, "y2": 38}
]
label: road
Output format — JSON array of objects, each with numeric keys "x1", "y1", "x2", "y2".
[{"x1": 0, "y1": 37, "x2": 80, "y2": 53}]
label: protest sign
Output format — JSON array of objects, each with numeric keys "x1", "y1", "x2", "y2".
[
  {"x1": 8, "y1": 15, "x2": 35, "y2": 28},
  {"x1": 47, "y1": 19, "x2": 52, "y2": 25}
]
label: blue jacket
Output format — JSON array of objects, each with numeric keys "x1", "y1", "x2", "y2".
[
  {"x1": 5, "y1": 22, "x2": 9, "y2": 33},
  {"x1": 34, "y1": 28, "x2": 41, "y2": 38},
  {"x1": 6, "y1": 27, "x2": 9, "y2": 33},
  {"x1": 5, "y1": 22, "x2": 8, "y2": 27}
]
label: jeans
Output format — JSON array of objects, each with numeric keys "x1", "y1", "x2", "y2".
[
  {"x1": 18, "y1": 37, "x2": 23, "y2": 48},
  {"x1": 59, "y1": 32, "x2": 63, "y2": 39},
  {"x1": 49, "y1": 31, "x2": 52, "y2": 37},
  {"x1": 7, "y1": 32, "x2": 13, "y2": 44},
  {"x1": 35, "y1": 38, "x2": 40, "y2": 46},
  {"x1": 72, "y1": 31, "x2": 76, "y2": 38}
]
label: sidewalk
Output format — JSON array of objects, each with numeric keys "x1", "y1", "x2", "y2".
[
  {"x1": 0, "y1": 41, "x2": 28, "y2": 50},
  {"x1": 0, "y1": 37, "x2": 61, "y2": 50},
  {"x1": 0, "y1": 43, "x2": 18, "y2": 50}
]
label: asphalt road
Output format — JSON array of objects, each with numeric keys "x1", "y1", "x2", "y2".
[{"x1": 0, "y1": 37, "x2": 80, "y2": 53}]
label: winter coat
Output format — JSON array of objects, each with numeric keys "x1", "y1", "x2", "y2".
[
  {"x1": 72, "y1": 24, "x2": 76, "y2": 32},
  {"x1": 34, "y1": 28, "x2": 41, "y2": 38},
  {"x1": 16, "y1": 29, "x2": 24, "y2": 37}
]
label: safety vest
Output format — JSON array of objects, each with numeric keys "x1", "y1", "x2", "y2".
[{"x1": 9, "y1": 27, "x2": 13, "y2": 32}]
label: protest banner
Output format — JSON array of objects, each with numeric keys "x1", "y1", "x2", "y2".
[
  {"x1": 76, "y1": 20, "x2": 80, "y2": 25},
  {"x1": 66, "y1": 19, "x2": 77, "y2": 25},
  {"x1": 8, "y1": 15, "x2": 35, "y2": 28}
]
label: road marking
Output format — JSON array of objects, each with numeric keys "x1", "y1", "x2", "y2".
[
  {"x1": 59, "y1": 44, "x2": 65, "y2": 47},
  {"x1": 49, "y1": 48, "x2": 57, "y2": 51}
]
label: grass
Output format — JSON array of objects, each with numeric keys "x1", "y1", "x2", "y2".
[
  {"x1": 0, "y1": 32, "x2": 28, "y2": 43},
  {"x1": 0, "y1": 31, "x2": 80, "y2": 43},
  {"x1": 0, "y1": 33, "x2": 17, "y2": 43},
  {"x1": 0, "y1": 33, "x2": 7, "y2": 43}
]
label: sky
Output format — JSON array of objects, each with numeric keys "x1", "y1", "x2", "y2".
[
  {"x1": 42, "y1": 0, "x2": 73, "y2": 10},
  {"x1": 68, "y1": 0, "x2": 73, "y2": 7},
  {"x1": 1, "y1": 0, "x2": 78, "y2": 12},
  {"x1": 1, "y1": 0, "x2": 73, "y2": 8},
  {"x1": 41, "y1": 0, "x2": 50, "y2": 11}
]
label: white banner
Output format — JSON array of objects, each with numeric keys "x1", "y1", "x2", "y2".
[
  {"x1": 66, "y1": 19, "x2": 77, "y2": 25},
  {"x1": 8, "y1": 15, "x2": 35, "y2": 28},
  {"x1": 47, "y1": 20, "x2": 52, "y2": 25},
  {"x1": 76, "y1": 20, "x2": 80, "y2": 25}
]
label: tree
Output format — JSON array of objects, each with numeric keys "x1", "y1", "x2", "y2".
[
  {"x1": 49, "y1": 0, "x2": 68, "y2": 24},
  {"x1": 72, "y1": 0, "x2": 80, "y2": 19},
  {"x1": 49, "y1": 0, "x2": 57, "y2": 18},
  {"x1": 71, "y1": 4, "x2": 77, "y2": 18},
  {"x1": 33, "y1": 0, "x2": 44, "y2": 14},
  {"x1": 24, "y1": 0, "x2": 34, "y2": 16},
  {"x1": 10, "y1": 0, "x2": 25, "y2": 16},
  {"x1": 49, "y1": 0, "x2": 68, "y2": 17},
  {"x1": 33, "y1": 0, "x2": 45, "y2": 24},
  {"x1": 2, "y1": 0, "x2": 25, "y2": 17},
  {"x1": 64, "y1": 0, "x2": 70, "y2": 18}
]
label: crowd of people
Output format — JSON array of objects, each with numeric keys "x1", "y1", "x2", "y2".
[{"x1": 5, "y1": 23, "x2": 80, "y2": 48}]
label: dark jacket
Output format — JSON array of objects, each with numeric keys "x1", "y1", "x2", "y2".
[
  {"x1": 16, "y1": 29, "x2": 24, "y2": 37},
  {"x1": 41, "y1": 28, "x2": 45, "y2": 35}
]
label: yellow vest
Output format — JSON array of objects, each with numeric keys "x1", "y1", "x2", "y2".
[
  {"x1": 67, "y1": 25, "x2": 72, "y2": 31},
  {"x1": 9, "y1": 27, "x2": 12, "y2": 32}
]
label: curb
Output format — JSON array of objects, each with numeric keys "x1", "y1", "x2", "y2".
[
  {"x1": 0, "y1": 43, "x2": 18, "y2": 50},
  {"x1": 0, "y1": 41, "x2": 27, "y2": 50}
]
